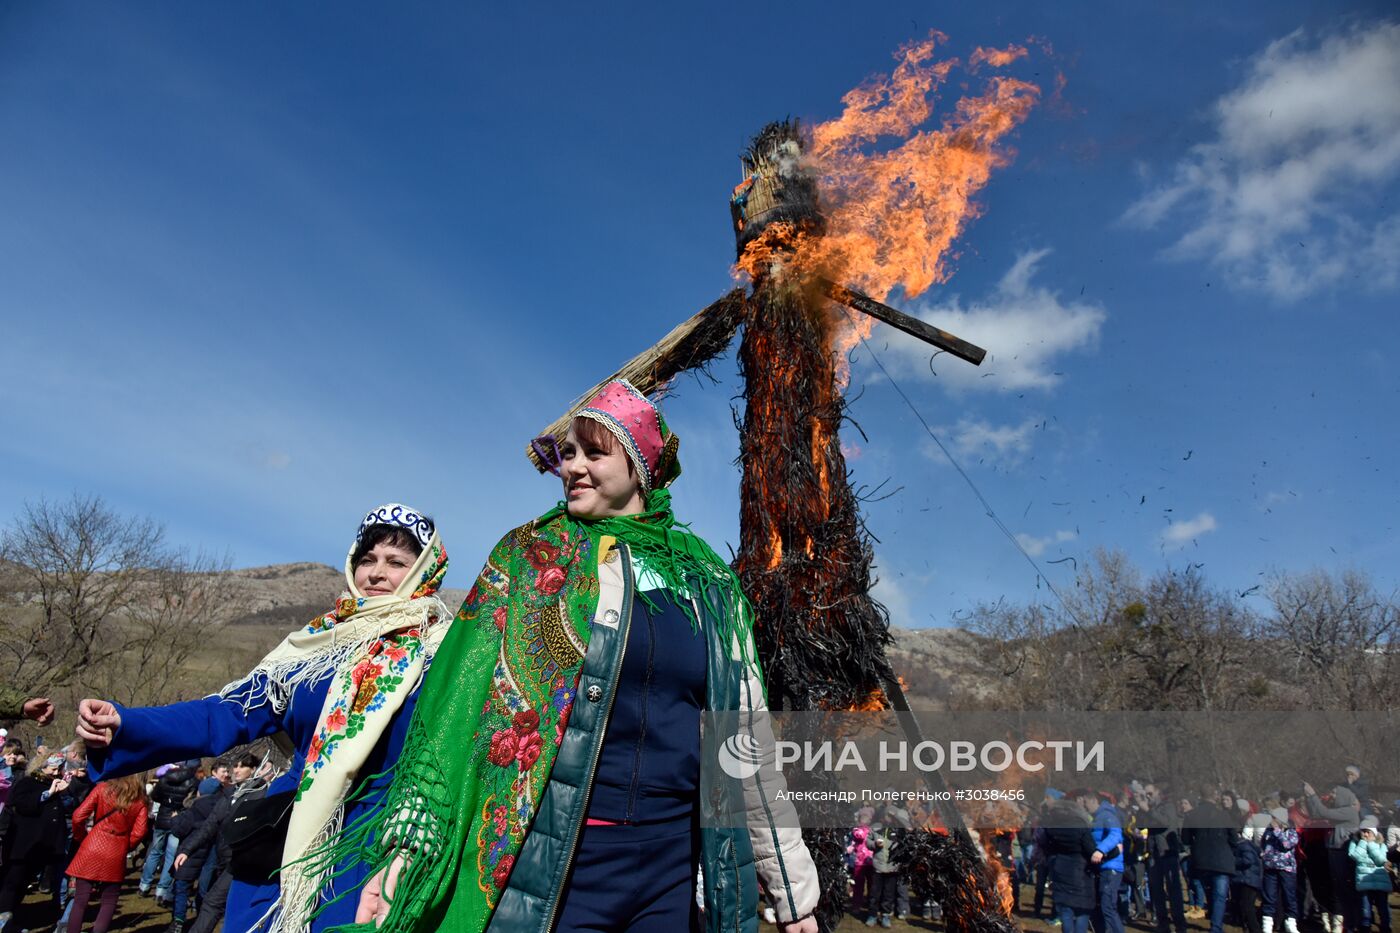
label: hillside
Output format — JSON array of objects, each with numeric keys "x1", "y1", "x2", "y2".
[
  {"x1": 221, "y1": 562, "x2": 471, "y2": 631},
  {"x1": 220, "y1": 563, "x2": 985, "y2": 704},
  {"x1": 0, "y1": 559, "x2": 987, "y2": 747},
  {"x1": 887, "y1": 625, "x2": 989, "y2": 707}
]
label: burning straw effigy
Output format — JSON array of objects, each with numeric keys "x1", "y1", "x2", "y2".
[
  {"x1": 731, "y1": 120, "x2": 898, "y2": 715},
  {"x1": 728, "y1": 119, "x2": 1013, "y2": 933}
]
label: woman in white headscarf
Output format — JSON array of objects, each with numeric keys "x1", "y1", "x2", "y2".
[{"x1": 76, "y1": 504, "x2": 453, "y2": 933}]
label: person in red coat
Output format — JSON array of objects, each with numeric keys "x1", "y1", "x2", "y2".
[{"x1": 65, "y1": 774, "x2": 148, "y2": 933}]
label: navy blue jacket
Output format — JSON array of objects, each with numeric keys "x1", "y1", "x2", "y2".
[
  {"x1": 1234, "y1": 835, "x2": 1262, "y2": 889},
  {"x1": 589, "y1": 588, "x2": 707, "y2": 823},
  {"x1": 1182, "y1": 802, "x2": 1237, "y2": 875},
  {"x1": 1041, "y1": 800, "x2": 1098, "y2": 911}
]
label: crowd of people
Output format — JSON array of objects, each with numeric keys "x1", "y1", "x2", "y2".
[
  {"x1": 839, "y1": 771, "x2": 1397, "y2": 933},
  {"x1": 845, "y1": 798, "x2": 948, "y2": 928},
  {"x1": 8, "y1": 691, "x2": 1399, "y2": 933},
  {"x1": 0, "y1": 708, "x2": 280, "y2": 933},
  {"x1": 1004, "y1": 771, "x2": 1395, "y2": 933}
]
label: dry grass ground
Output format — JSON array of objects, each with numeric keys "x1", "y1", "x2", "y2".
[
  {"x1": 14, "y1": 878, "x2": 167, "y2": 933},
  {"x1": 18, "y1": 866, "x2": 1398, "y2": 933},
  {"x1": 832, "y1": 883, "x2": 1399, "y2": 933}
]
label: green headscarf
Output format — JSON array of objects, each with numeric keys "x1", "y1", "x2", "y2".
[{"x1": 561, "y1": 488, "x2": 757, "y2": 653}]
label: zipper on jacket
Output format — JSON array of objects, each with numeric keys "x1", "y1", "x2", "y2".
[
  {"x1": 689, "y1": 588, "x2": 712, "y2": 709},
  {"x1": 624, "y1": 586, "x2": 658, "y2": 819},
  {"x1": 542, "y1": 543, "x2": 634, "y2": 933}
]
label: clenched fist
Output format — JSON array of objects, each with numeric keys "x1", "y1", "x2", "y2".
[{"x1": 76, "y1": 699, "x2": 121, "y2": 748}]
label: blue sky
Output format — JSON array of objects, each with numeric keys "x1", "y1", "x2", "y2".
[{"x1": 3, "y1": 2, "x2": 1397, "y2": 627}]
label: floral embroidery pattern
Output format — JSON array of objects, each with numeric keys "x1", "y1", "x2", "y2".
[
  {"x1": 536, "y1": 565, "x2": 566, "y2": 595},
  {"x1": 298, "y1": 629, "x2": 424, "y2": 797},
  {"x1": 462, "y1": 517, "x2": 598, "y2": 904},
  {"x1": 492, "y1": 854, "x2": 516, "y2": 890}
]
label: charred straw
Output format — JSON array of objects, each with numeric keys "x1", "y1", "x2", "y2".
[
  {"x1": 897, "y1": 830, "x2": 1020, "y2": 933},
  {"x1": 731, "y1": 119, "x2": 1014, "y2": 933}
]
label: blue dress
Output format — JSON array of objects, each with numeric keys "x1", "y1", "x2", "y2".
[{"x1": 88, "y1": 669, "x2": 421, "y2": 932}]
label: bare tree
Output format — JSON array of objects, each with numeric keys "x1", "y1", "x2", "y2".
[
  {"x1": 0, "y1": 495, "x2": 236, "y2": 708},
  {"x1": 1264, "y1": 569, "x2": 1399, "y2": 710},
  {"x1": 963, "y1": 550, "x2": 1260, "y2": 713},
  {"x1": 1126, "y1": 566, "x2": 1259, "y2": 712},
  {"x1": 962, "y1": 598, "x2": 1076, "y2": 710},
  {"x1": 93, "y1": 560, "x2": 241, "y2": 706}
]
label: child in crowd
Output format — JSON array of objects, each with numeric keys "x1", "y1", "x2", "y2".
[
  {"x1": 866, "y1": 816, "x2": 902, "y2": 929},
  {"x1": 847, "y1": 824, "x2": 874, "y2": 916},
  {"x1": 1349, "y1": 818, "x2": 1392, "y2": 933},
  {"x1": 1260, "y1": 807, "x2": 1301, "y2": 933},
  {"x1": 1234, "y1": 827, "x2": 1263, "y2": 933}
]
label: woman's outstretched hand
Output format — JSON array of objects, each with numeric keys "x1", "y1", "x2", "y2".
[
  {"x1": 75, "y1": 699, "x2": 121, "y2": 748},
  {"x1": 357, "y1": 853, "x2": 408, "y2": 927},
  {"x1": 22, "y1": 697, "x2": 55, "y2": 725}
]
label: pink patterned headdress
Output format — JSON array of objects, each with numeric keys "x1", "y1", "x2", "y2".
[{"x1": 574, "y1": 379, "x2": 680, "y2": 493}]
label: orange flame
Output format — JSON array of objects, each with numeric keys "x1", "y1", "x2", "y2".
[
  {"x1": 847, "y1": 688, "x2": 887, "y2": 712},
  {"x1": 938, "y1": 729, "x2": 1044, "y2": 918},
  {"x1": 734, "y1": 31, "x2": 1041, "y2": 375},
  {"x1": 979, "y1": 830, "x2": 1019, "y2": 916},
  {"x1": 844, "y1": 674, "x2": 904, "y2": 712},
  {"x1": 970, "y1": 44, "x2": 1029, "y2": 70},
  {"x1": 809, "y1": 30, "x2": 1040, "y2": 302}
]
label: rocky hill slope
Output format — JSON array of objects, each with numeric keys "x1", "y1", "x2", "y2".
[
  {"x1": 221, "y1": 564, "x2": 986, "y2": 705},
  {"x1": 222, "y1": 562, "x2": 470, "y2": 628}
]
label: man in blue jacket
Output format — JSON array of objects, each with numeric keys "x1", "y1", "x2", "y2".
[{"x1": 1082, "y1": 790, "x2": 1125, "y2": 933}]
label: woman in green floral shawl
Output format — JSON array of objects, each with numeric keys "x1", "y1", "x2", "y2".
[{"x1": 318, "y1": 380, "x2": 819, "y2": 933}]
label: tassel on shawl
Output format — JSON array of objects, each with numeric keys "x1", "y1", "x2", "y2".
[{"x1": 297, "y1": 721, "x2": 465, "y2": 932}]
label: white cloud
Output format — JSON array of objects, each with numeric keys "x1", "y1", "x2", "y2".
[
  {"x1": 1125, "y1": 22, "x2": 1400, "y2": 298},
  {"x1": 1015, "y1": 529, "x2": 1077, "y2": 558},
  {"x1": 881, "y1": 249, "x2": 1106, "y2": 392},
  {"x1": 1258, "y1": 489, "x2": 1301, "y2": 511},
  {"x1": 1159, "y1": 511, "x2": 1218, "y2": 551},
  {"x1": 931, "y1": 416, "x2": 1040, "y2": 468},
  {"x1": 870, "y1": 558, "x2": 939, "y2": 627},
  {"x1": 871, "y1": 573, "x2": 917, "y2": 627}
]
